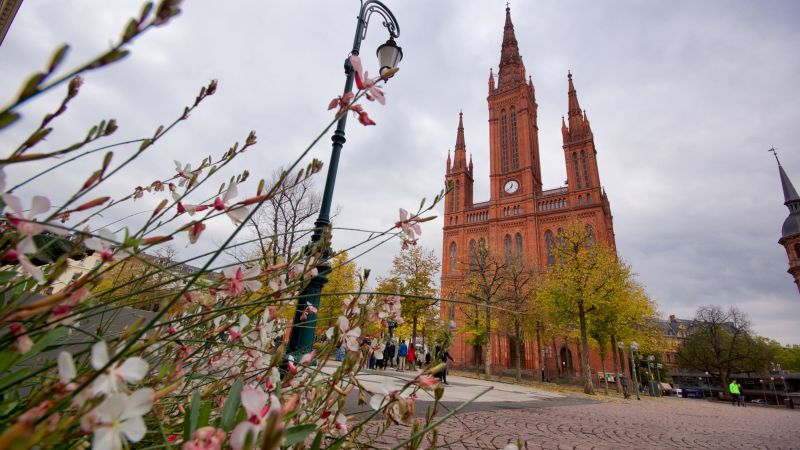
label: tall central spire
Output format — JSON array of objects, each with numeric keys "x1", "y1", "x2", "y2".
[
  {"x1": 453, "y1": 111, "x2": 468, "y2": 170},
  {"x1": 497, "y1": 6, "x2": 525, "y2": 91}
]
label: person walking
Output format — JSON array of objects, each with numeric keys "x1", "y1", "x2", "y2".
[
  {"x1": 397, "y1": 340, "x2": 408, "y2": 372},
  {"x1": 729, "y1": 380, "x2": 741, "y2": 406},
  {"x1": 407, "y1": 343, "x2": 416, "y2": 372},
  {"x1": 441, "y1": 348, "x2": 454, "y2": 385},
  {"x1": 425, "y1": 351, "x2": 431, "y2": 368},
  {"x1": 386, "y1": 341, "x2": 396, "y2": 368},
  {"x1": 737, "y1": 382, "x2": 746, "y2": 407}
]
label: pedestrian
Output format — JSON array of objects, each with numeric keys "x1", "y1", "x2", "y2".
[
  {"x1": 387, "y1": 341, "x2": 396, "y2": 368},
  {"x1": 729, "y1": 380, "x2": 741, "y2": 406},
  {"x1": 397, "y1": 340, "x2": 408, "y2": 371},
  {"x1": 620, "y1": 374, "x2": 630, "y2": 399},
  {"x1": 737, "y1": 382, "x2": 745, "y2": 407},
  {"x1": 407, "y1": 343, "x2": 416, "y2": 371},
  {"x1": 425, "y1": 351, "x2": 431, "y2": 367},
  {"x1": 441, "y1": 348, "x2": 454, "y2": 385},
  {"x1": 373, "y1": 340, "x2": 384, "y2": 370}
]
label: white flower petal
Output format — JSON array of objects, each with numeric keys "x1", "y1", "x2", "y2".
[
  {"x1": 119, "y1": 415, "x2": 146, "y2": 442},
  {"x1": 369, "y1": 394, "x2": 385, "y2": 411},
  {"x1": 58, "y1": 351, "x2": 76, "y2": 382},
  {"x1": 230, "y1": 422, "x2": 260, "y2": 450},
  {"x1": 2, "y1": 193, "x2": 23, "y2": 215},
  {"x1": 96, "y1": 394, "x2": 127, "y2": 423},
  {"x1": 84, "y1": 237, "x2": 105, "y2": 252},
  {"x1": 17, "y1": 236, "x2": 37, "y2": 255},
  {"x1": 224, "y1": 181, "x2": 239, "y2": 203},
  {"x1": 92, "y1": 341, "x2": 110, "y2": 369},
  {"x1": 122, "y1": 388, "x2": 154, "y2": 420},
  {"x1": 226, "y1": 206, "x2": 250, "y2": 224},
  {"x1": 29, "y1": 196, "x2": 51, "y2": 217},
  {"x1": 117, "y1": 357, "x2": 148, "y2": 383},
  {"x1": 93, "y1": 426, "x2": 121, "y2": 450}
]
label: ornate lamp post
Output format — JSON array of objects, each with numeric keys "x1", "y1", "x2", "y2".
[
  {"x1": 286, "y1": 1, "x2": 402, "y2": 358},
  {"x1": 704, "y1": 371, "x2": 711, "y2": 398},
  {"x1": 699, "y1": 377, "x2": 705, "y2": 398},
  {"x1": 760, "y1": 379, "x2": 767, "y2": 404},
  {"x1": 630, "y1": 341, "x2": 640, "y2": 401},
  {"x1": 656, "y1": 362, "x2": 663, "y2": 397},
  {"x1": 646, "y1": 355, "x2": 655, "y2": 397}
]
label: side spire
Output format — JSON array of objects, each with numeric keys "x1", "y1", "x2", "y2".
[
  {"x1": 772, "y1": 147, "x2": 800, "y2": 204},
  {"x1": 567, "y1": 71, "x2": 582, "y2": 120}
]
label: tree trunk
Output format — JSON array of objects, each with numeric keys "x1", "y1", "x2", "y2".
[
  {"x1": 412, "y1": 315, "x2": 418, "y2": 346},
  {"x1": 575, "y1": 336, "x2": 584, "y2": 376},
  {"x1": 600, "y1": 351, "x2": 609, "y2": 396},
  {"x1": 611, "y1": 334, "x2": 622, "y2": 393},
  {"x1": 484, "y1": 305, "x2": 492, "y2": 377},
  {"x1": 552, "y1": 337, "x2": 561, "y2": 381},
  {"x1": 536, "y1": 322, "x2": 544, "y2": 382},
  {"x1": 578, "y1": 303, "x2": 594, "y2": 394},
  {"x1": 514, "y1": 318, "x2": 522, "y2": 382}
]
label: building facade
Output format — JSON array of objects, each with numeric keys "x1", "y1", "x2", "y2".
[
  {"x1": 440, "y1": 7, "x2": 616, "y2": 373},
  {"x1": 773, "y1": 150, "x2": 800, "y2": 293}
]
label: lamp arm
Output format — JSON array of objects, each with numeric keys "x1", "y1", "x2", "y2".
[{"x1": 356, "y1": 0, "x2": 401, "y2": 51}]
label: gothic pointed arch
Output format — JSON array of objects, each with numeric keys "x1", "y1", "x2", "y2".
[
  {"x1": 469, "y1": 239, "x2": 477, "y2": 271},
  {"x1": 504, "y1": 234, "x2": 512, "y2": 264},
  {"x1": 545, "y1": 230, "x2": 555, "y2": 266},
  {"x1": 580, "y1": 150, "x2": 590, "y2": 188},
  {"x1": 449, "y1": 242, "x2": 457, "y2": 273},
  {"x1": 501, "y1": 110, "x2": 509, "y2": 172},
  {"x1": 510, "y1": 106, "x2": 519, "y2": 170},
  {"x1": 515, "y1": 233, "x2": 523, "y2": 260}
]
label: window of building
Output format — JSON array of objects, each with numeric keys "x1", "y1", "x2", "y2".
[
  {"x1": 795, "y1": 243, "x2": 800, "y2": 259},
  {"x1": 478, "y1": 238, "x2": 487, "y2": 266},
  {"x1": 581, "y1": 150, "x2": 590, "y2": 188},
  {"x1": 504, "y1": 234, "x2": 512, "y2": 264},
  {"x1": 545, "y1": 230, "x2": 556, "y2": 266},
  {"x1": 586, "y1": 225, "x2": 595, "y2": 246},
  {"x1": 510, "y1": 107, "x2": 519, "y2": 170},
  {"x1": 572, "y1": 152, "x2": 581, "y2": 189},
  {"x1": 449, "y1": 242, "x2": 457, "y2": 273},
  {"x1": 469, "y1": 239, "x2": 477, "y2": 271},
  {"x1": 586, "y1": 193, "x2": 591, "y2": 204},
  {"x1": 515, "y1": 233, "x2": 523, "y2": 260},
  {"x1": 501, "y1": 110, "x2": 509, "y2": 172},
  {"x1": 455, "y1": 180, "x2": 460, "y2": 210},
  {"x1": 578, "y1": 195, "x2": 583, "y2": 205}
]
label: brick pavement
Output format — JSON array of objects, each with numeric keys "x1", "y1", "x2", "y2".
[{"x1": 361, "y1": 397, "x2": 800, "y2": 449}]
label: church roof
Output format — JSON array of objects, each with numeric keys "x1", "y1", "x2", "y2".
[{"x1": 774, "y1": 152, "x2": 800, "y2": 238}]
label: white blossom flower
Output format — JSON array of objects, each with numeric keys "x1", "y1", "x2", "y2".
[
  {"x1": 91, "y1": 341, "x2": 149, "y2": 395},
  {"x1": 92, "y1": 388, "x2": 154, "y2": 450}
]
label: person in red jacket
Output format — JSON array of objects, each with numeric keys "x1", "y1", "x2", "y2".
[{"x1": 407, "y1": 344, "x2": 416, "y2": 371}]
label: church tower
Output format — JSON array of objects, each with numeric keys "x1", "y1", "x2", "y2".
[
  {"x1": 772, "y1": 149, "x2": 800, "y2": 293},
  {"x1": 440, "y1": 6, "x2": 617, "y2": 372}
]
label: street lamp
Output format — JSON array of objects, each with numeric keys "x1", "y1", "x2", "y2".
[
  {"x1": 760, "y1": 379, "x2": 767, "y2": 404},
  {"x1": 699, "y1": 377, "x2": 705, "y2": 399},
  {"x1": 630, "y1": 341, "x2": 640, "y2": 400},
  {"x1": 704, "y1": 371, "x2": 711, "y2": 398},
  {"x1": 286, "y1": 1, "x2": 402, "y2": 358},
  {"x1": 656, "y1": 363, "x2": 663, "y2": 397},
  {"x1": 646, "y1": 355, "x2": 655, "y2": 397}
]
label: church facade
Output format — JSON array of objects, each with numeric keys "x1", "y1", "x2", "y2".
[{"x1": 440, "y1": 7, "x2": 617, "y2": 374}]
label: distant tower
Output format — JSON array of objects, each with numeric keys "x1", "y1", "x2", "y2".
[
  {"x1": 0, "y1": 0, "x2": 23, "y2": 47},
  {"x1": 771, "y1": 148, "x2": 800, "y2": 293}
]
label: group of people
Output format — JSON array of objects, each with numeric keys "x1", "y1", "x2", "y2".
[{"x1": 355, "y1": 338, "x2": 454, "y2": 384}]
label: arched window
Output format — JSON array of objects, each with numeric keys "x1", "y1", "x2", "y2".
[
  {"x1": 578, "y1": 195, "x2": 583, "y2": 205},
  {"x1": 455, "y1": 180, "x2": 460, "y2": 211},
  {"x1": 581, "y1": 150, "x2": 590, "y2": 188},
  {"x1": 448, "y1": 293, "x2": 456, "y2": 321},
  {"x1": 515, "y1": 233, "x2": 523, "y2": 260},
  {"x1": 510, "y1": 107, "x2": 519, "y2": 170},
  {"x1": 504, "y1": 234, "x2": 512, "y2": 264},
  {"x1": 501, "y1": 110, "x2": 509, "y2": 172},
  {"x1": 478, "y1": 238, "x2": 487, "y2": 266},
  {"x1": 469, "y1": 239, "x2": 477, "y2": 271},
  {"x1": 449, "y1": 242, "x2": 457, "y2": 273},
  {"x1": 794, "y1": 243, "x2": 800, "y2": 259},
  {"x1": 557, "y1": 228, "x2": 565, "y2": 262},
  {"x1": 545, "y1": 230, "x2": 556, "y2": 266},
  {"x1": 572, "y1": 152, "x2": 581, "y2": 189}
]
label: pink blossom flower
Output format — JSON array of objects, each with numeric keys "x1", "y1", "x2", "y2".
[
  {"x1": 91, "y1": 341, "x2": 149, "y2": 395},
  {"x1": 349, "y1": 55, "x2": 385, "y2": 105},
  {"x1": 174, "y1": 160, "x2": 193, "y2": 187},
  {"x1": 221, "y1": 265, "x2": 261, "y2": 297},
  {"x1": 3, "y1": 194, "x2": 68, "y2": 253},
  {"x1": 334, "y1": 413, "x2": 348, "y2": 436},
  {"x1": 9, "y1": 323, "x2": 33, "y2": 353},
  {"x1": 212, "y1": 181, "x2": 249, "y2": 225},
  {"x1": 171, "y1": 191, "x2": 209, "y2": 216},
  {"x1": 230, "y1": 388, "x2": 281, "y2": 450},
  {"x1": 85, "y1": 228, "x2": 130, "y2": 262},
  {"x1": 186, "y1": 221, "x2": 206, "y2": 244},
  {"x1": 416, "y1": 374, "x2": 440, "y2": 391},
  {"x1": 395, "y1": 208, "x2": 422, "y2": 241},
  {"x1": 182, "y1": 427, "x2": 226, "y2": 450}
]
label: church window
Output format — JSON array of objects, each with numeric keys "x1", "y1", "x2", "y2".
[
  {"x1": 469, "y1": 240, "x2": 477, "y2": 271},
  {"x1": 586, "y1": 225, "x2": 595, "y2": 246},
  {"x1": 557, "y1": 228, "x2": 565, "y2": 263},
  {"x1": 572, "y1": 152, "x2": 581, "y2": 189},
  {"x1": 448, "y1": 296, "x2": 456, "y2": 321},
  {"x1": 510, "y1": 107, "x2": 519, "y2": 170},
  {"x1": 449, "y1": 242, "x2": 457, "y2": 273},
  {"x1": 455, "y1": 181, "x2": 460, "y2": 210},
  {"x1": 501, "y1": 110, "x2": 509, "y2": 172},
  {"x1": 545, "y1": 230, "x2": 556, "y2": 266},
  {"x1": 478, "y1": 238, "x2": 487, "y2": 267},
  {"x1": 794, "y1": 243, "x2": 800, "y2": 260},
  {"x1": 581, "y1": 151, "x2": 590, "y2": 188},
  {"x1": 504, "y1": 234, "x2": 512, "y2": 264},
  {"x1": 515, "y1": 233, "x2": 523, "y2": 260},
  {"x1": 578, "y1": 195, "x2": 583, "y2": 205},
  {"x1": 587, "y1": 193, "x2": 591, "y2": 204}
]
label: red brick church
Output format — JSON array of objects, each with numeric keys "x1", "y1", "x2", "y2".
[{"x1": 440, "y1": 7, "x2": 617, "y2": 376}]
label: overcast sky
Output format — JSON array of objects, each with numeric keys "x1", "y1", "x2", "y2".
[{"x1": 2, "y1": 1, "x2": 799, "y2": 344}]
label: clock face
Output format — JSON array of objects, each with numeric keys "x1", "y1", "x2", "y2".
[{"x1": 504, "y1": 180, "x2": 519, "y2": 194}]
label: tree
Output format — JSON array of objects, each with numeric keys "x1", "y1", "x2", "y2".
[
  {"x1": 498, "y1": 257, "x2": 537, "y2": 382},
  {"x1": 318, "y1": 251, "x2": 359, "y2": 333},
  {"x1": 676, "y1": 305, "x2": 773, "y2": 397},
  {"x1": 464, "y1": 242, "x2": 506, "y2": 377},
  {"x1": 381, "y1": 246, "x2": 440, "y2": 345},
  {"x1": 538, "y1": 222, "x2": 628, "y2": 394}
]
